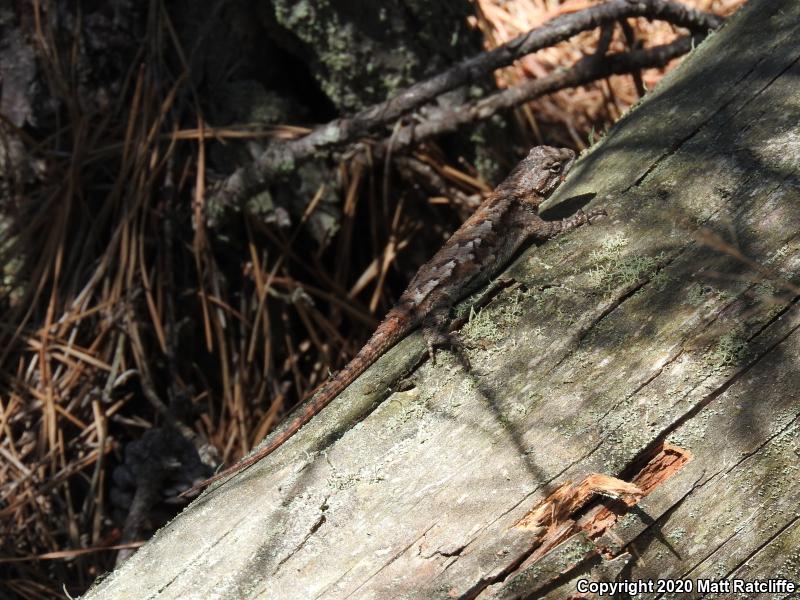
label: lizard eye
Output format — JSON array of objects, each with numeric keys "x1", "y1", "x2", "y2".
[{"x1": 549, "y1": 163, "x2": 562, "y2": 174}]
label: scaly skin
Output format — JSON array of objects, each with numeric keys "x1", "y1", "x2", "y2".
[{"x1": 183, "y1": 146, "x2": 605, "y2": 496}]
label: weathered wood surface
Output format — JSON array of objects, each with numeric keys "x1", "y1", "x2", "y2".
[{"x1": 84, "y1": 0, "x2": 800, "y2": 598}]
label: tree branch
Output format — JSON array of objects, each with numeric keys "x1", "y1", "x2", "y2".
[
  {"x1": 208, "y1": 0, "x2": 723, "y2": 211},
  {"x1": 373, "y1": 34, "x2": 702, "y2": 157}
]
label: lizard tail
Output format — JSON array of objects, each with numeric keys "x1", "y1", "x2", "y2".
[{"x1": 180, "y1": 310, "x2": 411, "y2": 498}]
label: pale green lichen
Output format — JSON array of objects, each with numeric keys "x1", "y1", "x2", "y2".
[
  {"x1": 463, "y1": 306, "x2": 505, "y2": 344},
  {"x1": 685, "y1": 281, "x2": 735, "y2": 307},
  {"x1": 713, "y1": 327, "x2": 749, "y2": 366},
  {"x1": 765, "y1": 242, "x2": 791, "y2": 265},
  {"x1": 589, "y1": 232, "x2": 629, "y2": 262},
  {"x1": 462, "y1": 288, "x2": 528, "y2": 344},
  {"x1": 585, "y1": 232, "x2": 668, "y2": 293}
]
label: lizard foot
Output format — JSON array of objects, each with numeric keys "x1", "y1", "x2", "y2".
[
  {"x1": 571, "y1": 207, "x2": 607, "y2": 226},
  {"x1": 546, "y1": 207, "x2": 607, "y2": 238},
  {"x1": 584, "y1": 207, "x2": 607, "y2": 223}
]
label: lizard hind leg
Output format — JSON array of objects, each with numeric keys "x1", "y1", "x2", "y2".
[{"x1": 422, "y1": 306, "x2": 471, "y2": 369}]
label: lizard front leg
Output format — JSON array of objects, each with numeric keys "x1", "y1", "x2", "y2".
[{"x1": 539, "y1": 207, "x2": 607, "y2": 240}]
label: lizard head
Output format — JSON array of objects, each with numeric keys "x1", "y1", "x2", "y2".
[{"x1": 503, "y1": 146, "x2": 576, "y2": 207}]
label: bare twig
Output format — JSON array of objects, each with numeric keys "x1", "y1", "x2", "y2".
[
  {"x1": 619, "y1": 18, "x2": 647, "y2": 98},
  {"x1": 209, "y1": 0, "x2": 723, "y2": 209},
  {"x1": 373, "y1": 34, "x2": 701, "y2": 157}
]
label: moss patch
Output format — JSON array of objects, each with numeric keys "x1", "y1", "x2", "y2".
[{"x1": 584, "y1": 232, "x2": 669, "y2": 293}]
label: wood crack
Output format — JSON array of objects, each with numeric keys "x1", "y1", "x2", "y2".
[
  {"x1": 626, "y1": 301, "x2": 800, "y2": 478},
  {"x1": 272, "y1": 498, "x2": 329, "y2": 576}
]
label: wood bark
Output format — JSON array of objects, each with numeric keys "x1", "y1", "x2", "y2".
[{"x1": 84, "y1": 0, "x2": 800, "y2": 597}]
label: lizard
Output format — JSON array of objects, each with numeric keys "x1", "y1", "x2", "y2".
[{"x1": 182, "y1": 145, "x2": 604, "y2": 497}]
